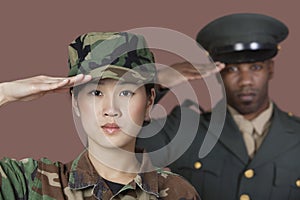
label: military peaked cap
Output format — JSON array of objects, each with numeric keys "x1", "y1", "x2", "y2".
[{"x1": 196, "y1": 13, "x2": 289, "y2": 63}]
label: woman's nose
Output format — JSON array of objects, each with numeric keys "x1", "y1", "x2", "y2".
[{"x1": 102, "y1": 97, "x2": 121, "y2": 118}]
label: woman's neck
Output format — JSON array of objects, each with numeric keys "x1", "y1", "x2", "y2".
[{"x1": 87, "y1": 141, "x2": 140, "y2": 185}]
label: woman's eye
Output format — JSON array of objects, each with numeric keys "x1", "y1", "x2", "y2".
[
  {"x1": 90, "y1": 90, "x2": 103, "y2": 96},
  {"x1": 120, "y1": 90, "x2": 134, "y2": 97}
]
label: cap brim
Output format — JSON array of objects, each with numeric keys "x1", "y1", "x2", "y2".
[
  {"x1": 88, "y1": 65, "x2": 154, "y2": 83},
  {"x1": 212, "y1": 49, "x2": 278, "y2": 63}
]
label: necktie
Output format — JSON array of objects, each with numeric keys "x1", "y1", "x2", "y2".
[{"x1": 240, "y1": 121, "x2": 256, "y2": 158}]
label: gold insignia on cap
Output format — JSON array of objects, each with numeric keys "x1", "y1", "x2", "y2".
[{"x1": 277, "y1": 45, "x2": 281, "y2": 51}]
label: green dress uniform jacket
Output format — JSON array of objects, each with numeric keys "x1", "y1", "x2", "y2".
[
  {"x1": 0, "y1": 150, "x2": 200, "y2": 200},
  {"x1": 138, "y1": 103, "x2": 300, "y2": 200}
]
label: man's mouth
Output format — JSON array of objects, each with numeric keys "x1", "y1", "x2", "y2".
[{"x1": 237, "y1": 92, "x2": 256, "y2": 102}]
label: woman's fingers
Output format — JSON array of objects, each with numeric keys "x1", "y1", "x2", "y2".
[
  {"x1": 1, "y1": 74, "x2": 92, "y2": 103},
  {"x1": 38, "y1": 74, "x2": 92, "y2": 92}
]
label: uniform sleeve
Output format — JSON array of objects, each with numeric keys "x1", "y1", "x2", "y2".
[{"x1": 0, "y1": 157, "x2": 38, "y2": 199}]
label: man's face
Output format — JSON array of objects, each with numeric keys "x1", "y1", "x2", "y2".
[{"x1": 221, "y1": 60, "x2": 274, "y2": 119}]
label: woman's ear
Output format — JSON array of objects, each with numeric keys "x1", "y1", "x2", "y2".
[
  {"x1": 145, "y1": 88, "x2": 156, "y2": 119},
  {"x1": 72, "y1": 96, "x2": 81, "y2": 117}
]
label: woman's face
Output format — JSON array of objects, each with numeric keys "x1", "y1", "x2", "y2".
[{"x1": 73, "y1": 79, "x2": 155, "y2": 151}]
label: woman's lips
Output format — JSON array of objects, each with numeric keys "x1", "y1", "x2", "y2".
[{"x1": 101, "y1": 123, "x2": 120, "y2": 134}]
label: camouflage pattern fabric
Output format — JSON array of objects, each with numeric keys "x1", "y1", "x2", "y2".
[
  {"x1": 0, "y1": 150, "x2": 200, "y2": 199},
  {"x1": 68, "y1": 32, "x2": 156, "y2": 84}
]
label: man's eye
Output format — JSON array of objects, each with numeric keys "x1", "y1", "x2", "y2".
[
  {"x1": 120, "y1": 90, "x2": 134, "y2": 97},
  {"x1": 226, "y1": 66, "x2": 239, "y2": 73},
  {"x1": 251, "y1": 64, "x2": 263, "y2": 71},
  {"x1": 90, "y1": 90, "x2": 102, "y2": 96}
]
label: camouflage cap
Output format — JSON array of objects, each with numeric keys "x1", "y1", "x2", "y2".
[{"x1": 68, "y1": 32, "x2": 156, "y2": 83}]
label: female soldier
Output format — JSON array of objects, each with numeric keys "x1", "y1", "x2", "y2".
[{"x1": 0, "y1": 32, "x2": 200, "y2": 199}]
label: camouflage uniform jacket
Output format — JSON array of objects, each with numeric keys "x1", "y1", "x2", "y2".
[{"x1": 0, "y1": 150, "x2": 200, "y2": 199}]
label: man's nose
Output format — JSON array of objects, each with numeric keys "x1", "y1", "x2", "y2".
[{"x1": 238, "y1": 70, "x2": 253, "y2": 86}]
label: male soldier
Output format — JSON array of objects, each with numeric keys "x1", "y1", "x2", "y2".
[{"x1": 138, "y1": 13, "x2": 300, "y2": 200}]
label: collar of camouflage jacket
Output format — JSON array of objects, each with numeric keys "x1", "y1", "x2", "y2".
[{"x1": 67, "y1": 150, "x2": 160, "y2": 198}]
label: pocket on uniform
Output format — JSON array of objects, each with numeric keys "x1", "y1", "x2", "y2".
[
  {"x1": 174, "y1": 157, "x2": 225, "y2": 194},
  {"x1": 274, "y1": 164, "x2": 300, "y2": 200},
  {"x1": 274, "y1": 165, "x2": 300, "y2": 188},
  {"x1": 176, "y1": 157, "x2": 224, "y2": 176}
]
